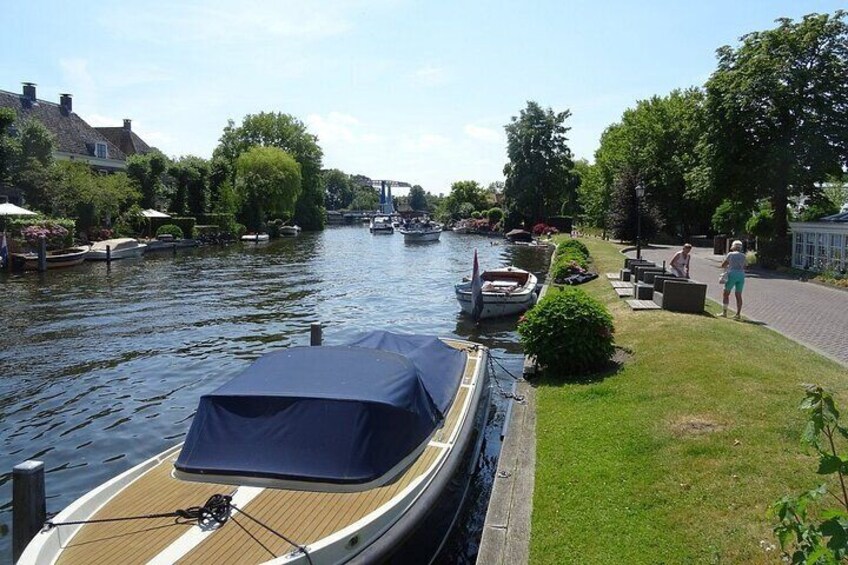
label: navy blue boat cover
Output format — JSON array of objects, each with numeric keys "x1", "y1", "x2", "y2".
[{"x1": 174, "y1": 331, "x2": 467, "y2": 484}]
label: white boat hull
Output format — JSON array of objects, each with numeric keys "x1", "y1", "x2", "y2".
[
  {"x1": 280, "y1": 226, "x2": 301, "y2": 236},
  {"x1": 455, "y1": 267, "x2": 538, "y2": 319},
  {"x1": 400, "y1": 229, "x2": 441, "y2": 242},
  {"x1": 86, "y1": 243, "x2": 146, "y2": 261},
  {"x1": 241, "y1": 234, "x2": 270, "y2": 242}
]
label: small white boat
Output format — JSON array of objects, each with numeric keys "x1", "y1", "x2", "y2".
[
  {"x1": 241, "y1": 233, "x2": 270, "y2": 242},
  {"x1": 369, "y1": 215, "x2": 394, "y2": 234},
  {"x1": 280, "y1": 225, "x2": 301, "y2": 236},
  {"x1": 86, "y1": 239, "x2": 146, "y2": 261},
  {"x1": 19, "y1": 331, "x2": 490, "y2": 565},
  {"x1": 399, "y1": 222, "x2": 442, "y2": 242},
  {"x1": 455, "y1": 266, "x2": 539, "y2": 319},
  {"x1": 12, "y1": 245, "x2": 91, "y2": 270}
]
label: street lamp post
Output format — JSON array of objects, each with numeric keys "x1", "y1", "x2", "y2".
[{"x1": 635, "y1": 182, "x2": 645, "y2": 260}]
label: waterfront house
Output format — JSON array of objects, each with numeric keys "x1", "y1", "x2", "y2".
[{"x1": 790, "y1": 211, "x2": 848, "y2": 272}]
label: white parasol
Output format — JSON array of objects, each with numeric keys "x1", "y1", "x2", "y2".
[{"x1": 0, "y1": 202, "x2": 37, "y2": 216}]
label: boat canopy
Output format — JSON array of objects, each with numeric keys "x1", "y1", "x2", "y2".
[{"x1": 174, "y1": 331, "x2": 467, "y2": 486}]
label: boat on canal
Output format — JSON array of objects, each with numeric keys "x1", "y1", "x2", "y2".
[
  {"x1": 19, "y1": 330, "x2": 491, "y2": 565},
  {"x1": 369, "y1": 215, "x2": 394, "y2": 234},
  {"x1": 399, "y1": 221, "x2": 442, "y2": 242},
  {"x1": 86, "y1": 238, "x2": 147, "y2": 261},
  {"x1": 241, "y1": 233, "x2": 270, "y2": 242},
  {"x1": 455, "y1": 266, "x2": 539, "y2": 319},
  {"x1": 280, "y1": 225, "x2": 302, "y2": 236},
  {"x1": 11, "y1": 245, "x2": 91, "y2": 270}
]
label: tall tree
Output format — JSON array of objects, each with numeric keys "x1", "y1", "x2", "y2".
[
  {"x1": 0, "y1": 108, "x2": 20, "y2": 183},
  {"x1": 13, "y1": 119, "x2": 56, "y2": 211},
  {"x1": 168, "y1": 156, "x2": 210, "y2": 216},
  {"x1": 408, "y1": 185, "x2": 427, "y2": 211},
  {"x1": 322, "y1": 169, "x2": 356, "y2": 210},
  {"x1": 235, "y1": 146, "x2": 301, "y2": 230},
  {"x1": 126, "y1": 151, "x2": 169, "y2": 210},
  {"x1": 702, "y1": 11, "x2": 848, "y2": 259},
  {"x1": 503, "y1": 101, "x2": 576, "y2": 226},
  {"x1": 215, "y1": 112, "x2": 324, "y2": 230}
]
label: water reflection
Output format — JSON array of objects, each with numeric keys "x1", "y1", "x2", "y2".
[{"x1": 0, "y1": 227, "x2": 551, "y2": 562}]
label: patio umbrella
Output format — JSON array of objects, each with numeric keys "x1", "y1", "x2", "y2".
[
  {"x1": 141, "y1": 209, "x2": 171, "y2": 218},
  {"x1": 0, "y1": 202, "x2": 37, "y2": 216}
]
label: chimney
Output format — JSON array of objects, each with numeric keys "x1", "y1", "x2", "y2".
[
  {"x1": 59, "y1": 93, "x2": 72, "y2": 114},
  {"x1": 123, "y1": 119, "x2": 132, "y2": 131},
  {"x1": 22, "y1": 82, "x2": 37, "y2": 102}
]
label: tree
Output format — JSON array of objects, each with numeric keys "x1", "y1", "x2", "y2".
[
  {"x1": 168, "y1": 156, "x2": 209, "y2": 216},
  {"x1": 607, "y1": 169, "x2": 663, "y2": 242},
  {"x1": 409, "y1": 185, "x2": 427, "y2": 211},
  {"x1": 702, "y1": 11, "x2": 848, "y2": 260},
  {"x1": 13, "y1": 119, "x2": 56, "y2": 211},
  {"x1": 349, "y1": 186, "x2": 379, "y2": 210},
  {"x1": 0, "y1": 108, "x2": 20, "y2": 183},
  {"x1": 126, "y1": 151, "x2": 169, "y2": 210},
  {"x1": 503, "y1": 101, "x2": 576, "y2": 226},
  {"x1": 235, "y1": 146, "x2": 302, "y2": 230},
  {"x1": 51, "y1": 162, "x2": 140, "y2": 232},
  {"x1": 323, "y1": 169, "x2": 356, "y2": 210},
  {"x1": 216, "y1": 112, "x2": 324, "y2": 230}
]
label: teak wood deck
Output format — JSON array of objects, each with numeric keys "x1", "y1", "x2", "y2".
[{"x1": 53, "y1": 341, "x2": 482, "y2": 565}]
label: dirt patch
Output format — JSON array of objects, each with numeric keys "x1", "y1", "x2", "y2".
[{"x1": 669, "y1": 415, "x2": 726, "y2": 437}]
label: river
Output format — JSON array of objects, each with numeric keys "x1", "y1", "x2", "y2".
[{"x1": 0, "y1": 225, "x2": 552, "y2": 563}]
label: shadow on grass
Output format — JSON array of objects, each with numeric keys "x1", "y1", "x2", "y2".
[{"x1": 528, "y1": 346, "x2": 631, "y2": 387}]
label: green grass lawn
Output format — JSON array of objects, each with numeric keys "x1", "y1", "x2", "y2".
[{"x1": 530, "y1": 237, "x2": 848, "y2": 564}]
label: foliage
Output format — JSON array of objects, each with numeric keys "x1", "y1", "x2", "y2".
[
  {"x1": 772, "y1": 385, "x2": 848, "y2": 564},
  {"x1": 556, "y1": 238, "x2": 589, "y2": 258},
  {"x1": 701, "y1": 11, "x2": 848, "y2": 257},
  {"x1": 156, "y1": 224, "x2": 185, "y2": 239},
  {"x1": 552, "y1": 239, "x2": 591, "y2": 281},
  {"x1": 409, "y1": 185, "x2": 427, "y2": 211},
  {"x1": 518, "y1": 287, "x2": 614, "y2": 378},
  {"x1": 235, "y1": 146, "x2": 302, "y2": 231},
  {"x1": 532, "y1": 223, "x2": 559, "y2": 236},
  {"x1": 486, "y1": 207, "x2": 504, "y2": 225},
  {"x1": 711, "y1": 199, "x2": 751, "y2": 235},
  {"x1": 606, "y1": 170, "x2": 663, "y2": 242},
  {"x1": 215, "y1": 112, "x2": 324, "y2": 230},
  {"x1": 800, "y1": 200, "x2": 839, "y2": 222},
  {"x1": 503, "y1": 101, "x2": 576, "y2": 227},
  {"x1": 746, "y1": 205, "x2": 775, "y2": 238},
  {"x1": 0, "y1": 107, "x2": 20, "y2": 182},
  {"x1": 17, "y1": 118, "x2": 54, "y2": 168},
  {"x1": 470, "y1": 211, "x2": 481, "y2": 220},
  {"x1": 19, "y1": 220, "x2": 73, "y2": 250},
  {"x1": 349, "y1": 186, "x2": 379, "y2": 210},
  {"x1": 197, "y1": 213, "x2": 240, "y2": 237},
  {"x1": 126, "y1": 151, "x2": 169, "y2": 210},
  {"x1": 168, "y1": 156, "x2": 210, "y2": 216},
  {"x1": 165, "y1": 217, "x2": 197, "y2": 239},
  {"x1": 322, "y1": 169, "x2": 357, "y2": 210},
  {"x1": 439, "y1": 180, "x2": 489, "y2": 221}
]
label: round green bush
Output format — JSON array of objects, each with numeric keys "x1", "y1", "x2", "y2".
[
  {"x1": 555, "y1": 239, "x2": 589, "y2": 258},
  {"x1": 518, "y1": 288, "x2": 614, "y2": 378},
  {"x1": 156, "y1": 224, "x2": 184, "y2": 239}
]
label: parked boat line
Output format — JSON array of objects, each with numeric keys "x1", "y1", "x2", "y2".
[
  {"x1": 11, "y1": 245, "x2": 90, "y2": 270},
  {"x1": 86, "y1": 238, "x2": 147, "y2": 261}
]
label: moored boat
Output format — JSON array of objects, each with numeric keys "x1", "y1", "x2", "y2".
[
  {"x1": 19, "y1": 331, "x2": 490, "y2": 565},
  {"x1": 241, "y1": 233, "x2": 270, "y2": 242},
  {"x1": 11, "y1": 245, "x2": 91, "y2": 270},
  {"x1": 455, "y1": 266, "x2": 539, "y2": 319},
  {"x1": 86, "y1": 238, "x2": 146, "y2": 261},
  {"x1": 280, "y1": 225, "x2": 302, "y2": 236}
]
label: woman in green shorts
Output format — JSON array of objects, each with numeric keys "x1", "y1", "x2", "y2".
[{"x1": 721, "y1": 240, "x2": 747, "y2": 319}]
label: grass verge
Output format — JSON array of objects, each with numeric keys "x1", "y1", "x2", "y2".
[{"x1": 529, "y1": 237, "x2": 848, "y2": 564}]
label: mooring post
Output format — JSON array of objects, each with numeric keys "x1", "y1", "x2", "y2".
[
  {"x1": 37, "y1": 236, "x2": 47, "y2": 272},
  {"x1": 310, "y1": 323, "x2": 322, "y2": 346},
  {"x1": 106, "y1": 244, "x2": 111, "y2": 263},
  {"x1": 172, "y1": 243, "x2": 177, "y2": 256},
  {"x1": 12, "y1": 460, "x2": 45, "y2": 563}
]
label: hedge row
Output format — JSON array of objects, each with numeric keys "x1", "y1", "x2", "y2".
[{"x1": 551, "y1": 239, "x2": 591, "y2": 282}]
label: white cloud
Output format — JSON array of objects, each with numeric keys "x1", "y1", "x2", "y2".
[
  {"x1": 463, "y1": 124, "x2": 501, "y2": 143},
  {"x1": 307, "y1": 112, "x2": 360, "y2": 143},
  {"x1": 411, "y1": 65, "x2": 447, "y2": 87},
  {"x1": 400, "y1": 133, "x2": 451, "y2": 152}
]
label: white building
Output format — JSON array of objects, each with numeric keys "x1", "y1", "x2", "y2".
[{"x1": 790, "y1": 212, "x2": 848, "y2": 272}]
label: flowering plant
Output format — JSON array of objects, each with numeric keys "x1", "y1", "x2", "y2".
[{"x1": 21, "y1": 223, "x2": 70, "y2": 250}]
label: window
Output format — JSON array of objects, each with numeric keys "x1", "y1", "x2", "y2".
[{"x1": 95, "y1": 142, "x2": 107, "y2": 159}]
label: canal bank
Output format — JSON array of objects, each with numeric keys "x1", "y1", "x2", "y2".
[{"x1": 0, "y1": 227, "x2": 553, "y2": 563}]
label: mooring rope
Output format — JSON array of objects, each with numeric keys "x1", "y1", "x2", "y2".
[
  {"x1": 488, "y1": 355, "x2": 525, "y2": 403},
  {"x1": 44, "y1": 493, "x2": 314, "y2": 564}
]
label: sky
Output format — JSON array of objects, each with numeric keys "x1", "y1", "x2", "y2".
[{"x1": 2, "y1": 0, "x2": 845, "y2": 195}]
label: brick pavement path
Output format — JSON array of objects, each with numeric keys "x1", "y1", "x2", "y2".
[{"x1": 628, "y1": 244, "x2": 848, "y2": 366}]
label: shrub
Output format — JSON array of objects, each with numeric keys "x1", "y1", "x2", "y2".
[
  {"x1": 167, "y1": 217, "x2": 196, "y2": 238},
  {"x1": 518, "y1": 288, "x2": 614, "y2": 378},
  {"x1": 21, "y1": 222, "x2": 70, "y2": 250},
  {"x1": 532, "y1": 223, "x2": 549, "y2": 235},
  {"x1": 556, "y1": 239, "x2": 589, "y2": 259},
  {"x1": 487, "y1": 207, "x2": 504, "y2": 225},
  {"x1": 552, "y1": 257, "x2": 588, "y2": 282},
  {"x1": 156, "y1": 224, "x2": 184, "y2": 239}
]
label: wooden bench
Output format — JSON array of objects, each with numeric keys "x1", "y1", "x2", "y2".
[{"x1": 653, "y1": 280, "x2": 707, "y2": 313}]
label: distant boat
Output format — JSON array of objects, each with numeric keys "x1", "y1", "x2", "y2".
[
  {"x1": 399, "y1": 221, "x2": 442, "y2": 242},
  {"x1": 505, "y1": 229, "x2": 534, "y2": 243},
  {"x1": 19, "y1": 331, "x2": 491, "y2": 565},
  {"x1": 86, "y1": 239, "x2": 146, "y2": 261},
  {"x1": 280, "y1": 225, "x2": 301, "y2": 236},
  {"x1": 370, "y1": 215, "x2": 394, "y2": 234},
  {"x1": 12, "y1": 245, "x2": 91, "y2": 270},
  {"x1": 241, "y1": 233, "x2": 270, "y2": 242},
  {"x1": 455, "y1": 266, "x2": 539, "y2": 319}
]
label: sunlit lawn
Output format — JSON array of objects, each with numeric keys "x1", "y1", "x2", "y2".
[{"x1": 530, "y1": 237, "x2": 848, "y2": 564}]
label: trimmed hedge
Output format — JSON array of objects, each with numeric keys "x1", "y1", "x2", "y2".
[
  {"x1": 166, "y1": 217, "x2": 196, "y2": 239},
  {"x1": 518, "y1": 287, "x2": 615, "y2": 378},
  {"x1": 156, "y1": 224, "x2": 184, "y2": 239}
]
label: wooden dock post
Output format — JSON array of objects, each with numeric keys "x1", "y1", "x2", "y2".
[
  {"x1": 12, "y1": 460, "x2": 45, "y2": 563},
  {"x1": 310, "y1": 323, "x2": 322, "y2": 346},
  {"x1": 105, "y1": 245, "x2": 111, "y2": 263},
  {"x1": 37, "y1": 236, "x2": 47, "y2": 272}
]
